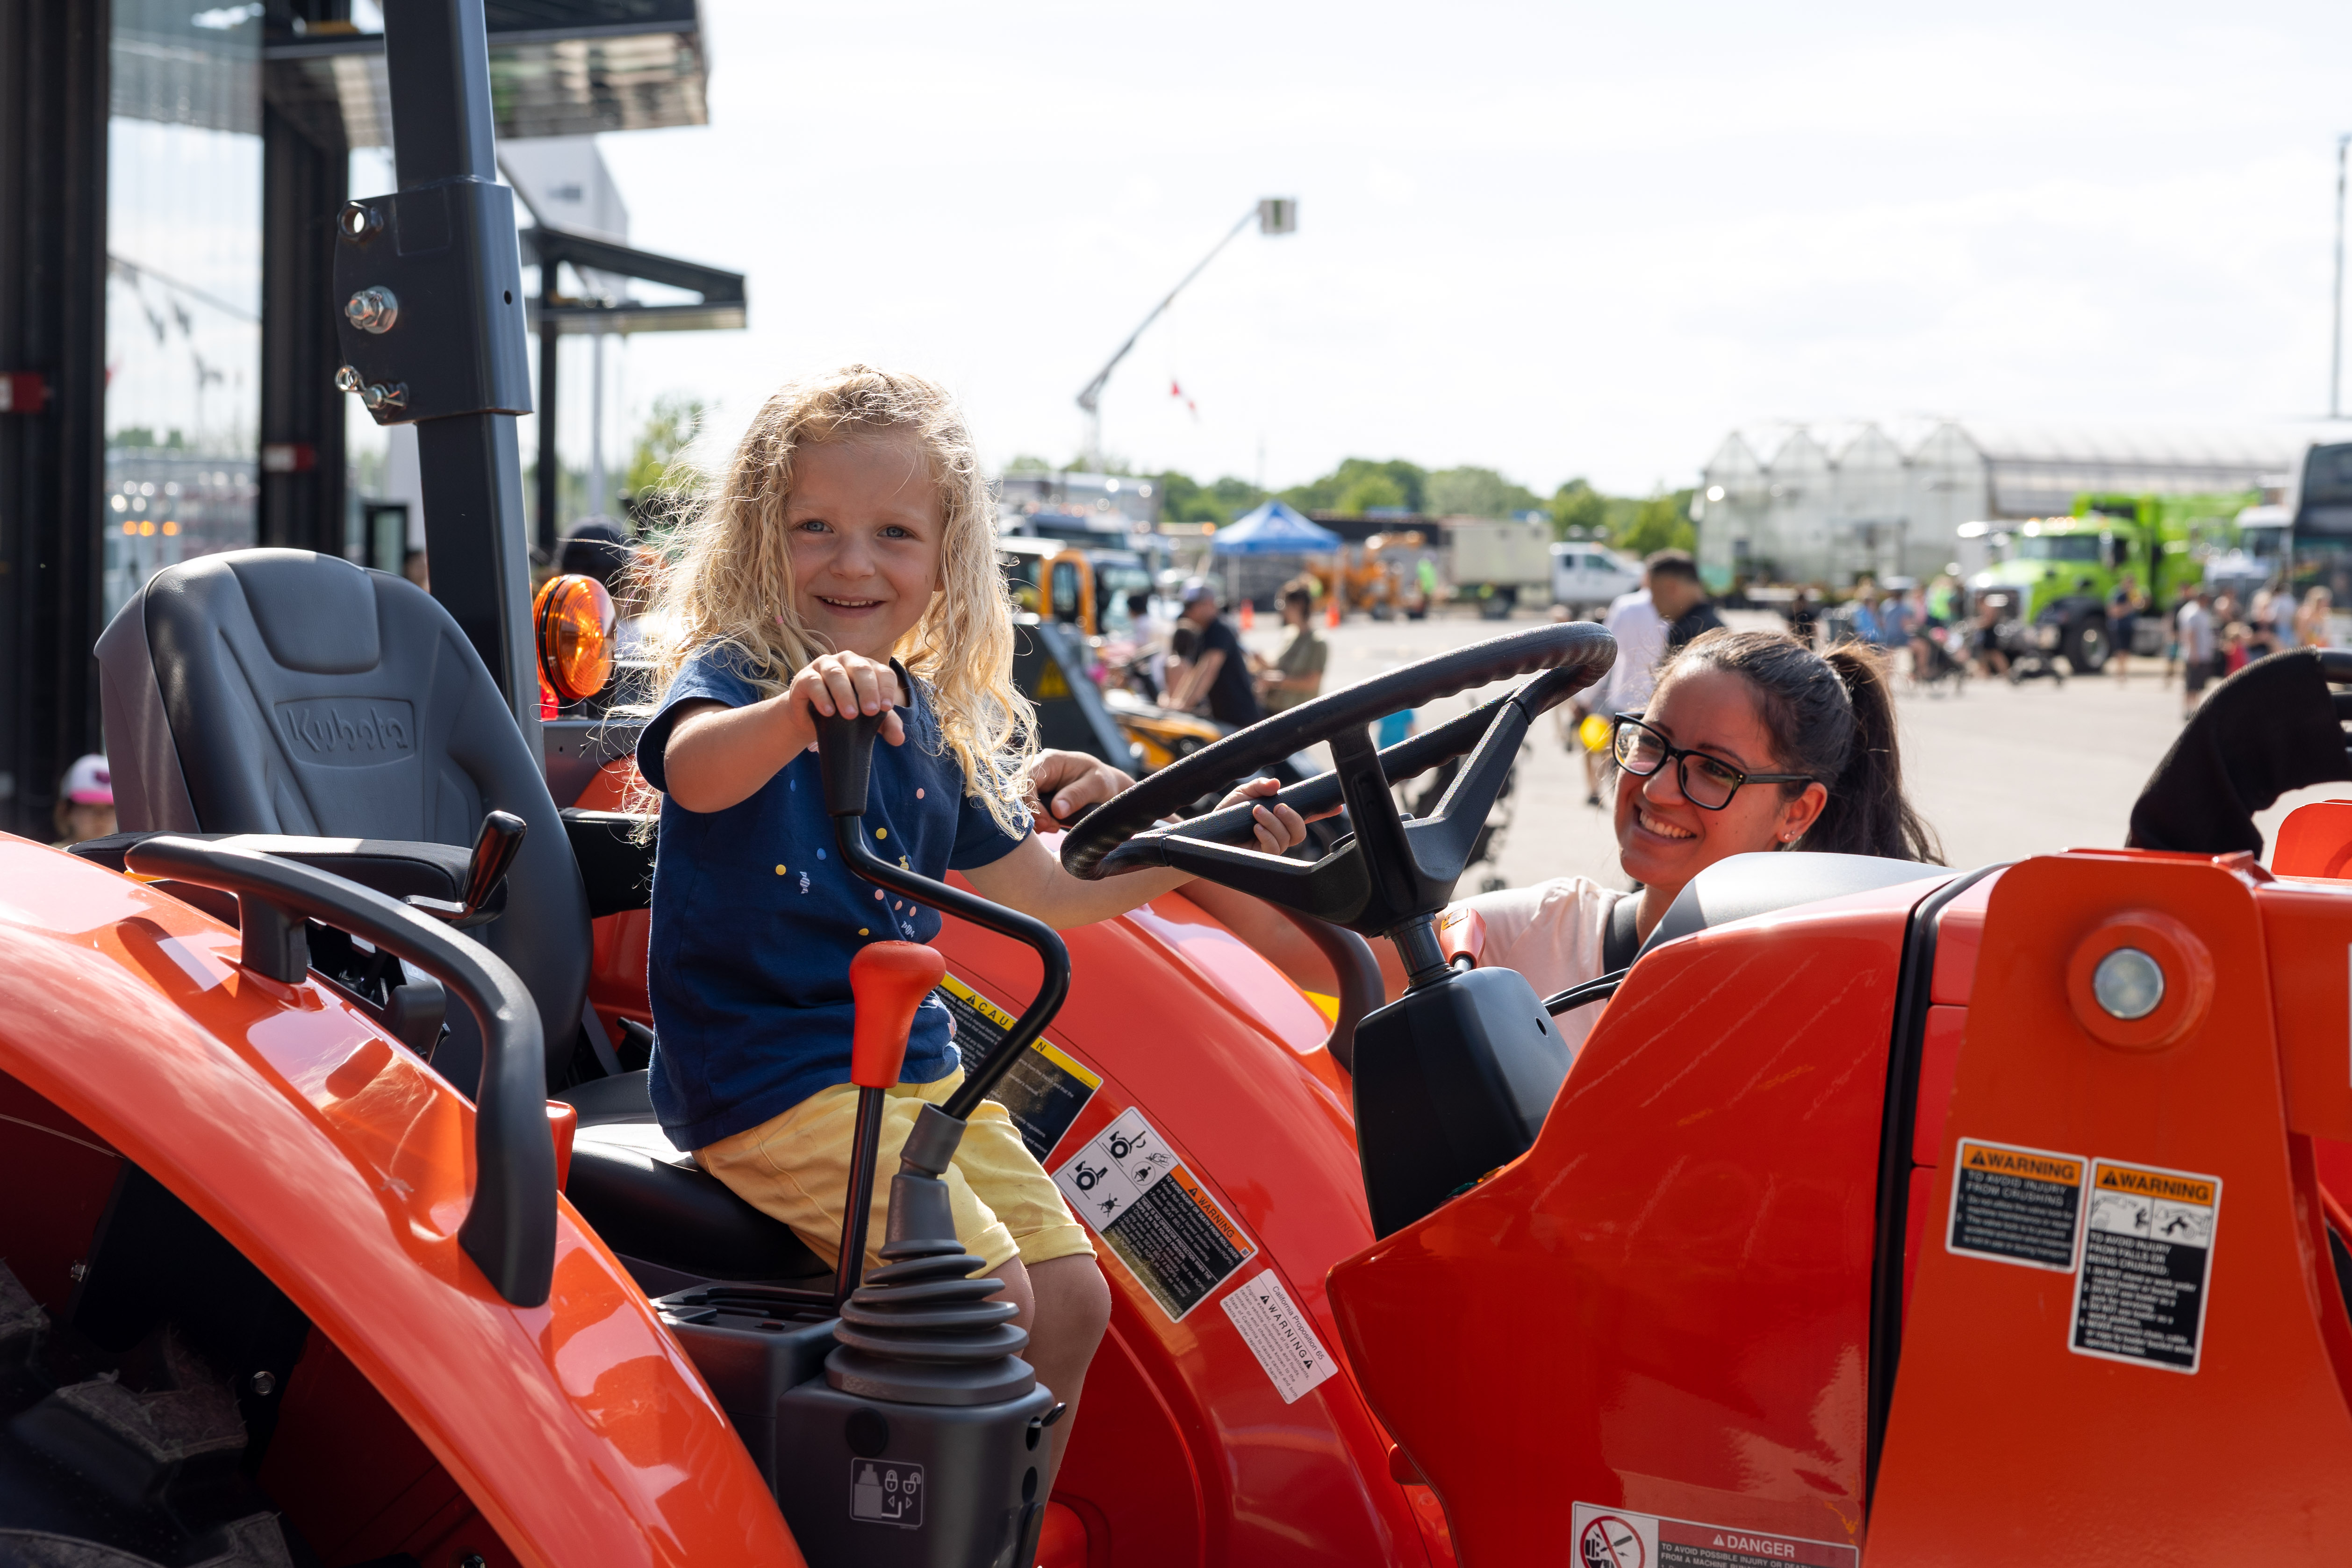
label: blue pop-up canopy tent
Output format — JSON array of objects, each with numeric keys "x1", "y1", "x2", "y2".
[{"x1": 1210, "y1": 500, "x2": 1342, "y2": 555}]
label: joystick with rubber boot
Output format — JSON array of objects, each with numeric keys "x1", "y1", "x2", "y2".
[{"x1": 772, "y1": 679, "x2": 1063, "y2": 1568}]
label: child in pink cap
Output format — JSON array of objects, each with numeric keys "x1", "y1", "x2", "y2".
[{"x1": 52, "y1": 754, "x2": 114, "y2": 846}]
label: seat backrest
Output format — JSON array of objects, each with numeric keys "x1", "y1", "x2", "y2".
[
  {"x1": 1639, "y1": 850, "x2": 1951, "y2": 958},
  {"x1": 96, "y1": 549, "x2": 588, "y2": 1084}
]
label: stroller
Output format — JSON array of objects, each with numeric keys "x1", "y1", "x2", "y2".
[
  {"x1": 1972, "y1": 590, "x2": 2066, "y2": 684},
  {"x1": 1910, "y1": 621, "x2": 1969, "y2": 695}
]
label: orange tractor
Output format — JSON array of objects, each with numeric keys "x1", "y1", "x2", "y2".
[{"x1": 9, "y1": 5, "x2": 2352, "y2": 1565}]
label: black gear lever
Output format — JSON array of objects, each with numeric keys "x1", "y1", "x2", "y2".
[
  {"x1": 406, "y1": 809, "x2": 527, "y2": 929},
  {"x1": 811, "y1": 663, "x2": 1072, "y2": 1122}
]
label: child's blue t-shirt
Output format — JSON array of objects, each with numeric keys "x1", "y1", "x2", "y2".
[{"x1": 635, "y1": 645, "x2": 1030, "y2": 1149}]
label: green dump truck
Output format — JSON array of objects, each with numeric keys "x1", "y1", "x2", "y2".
[{"x1": 1962, "y1": 491, "x2": 2253, "y2": 673}]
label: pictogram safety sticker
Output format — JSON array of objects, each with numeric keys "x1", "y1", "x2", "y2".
[
  {"x1": 1570, "y1": 1503, "x2": 1857, "y2": 1567},
  {"x1": 1053, "y1": 1106, "x2": 1255, "y2": 1320},
  {"x1": 2070, "y1": 1157, "x2": 2221, "y2": 1373},
  {"x1": 1945, "y1": 1137, "x2": 2086, "y2": 1271}
]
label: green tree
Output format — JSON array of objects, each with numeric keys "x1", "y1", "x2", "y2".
[
  {"x1": 1614, "y1": 489, "x2": 1698, "y2": 557},
  {"x1": 1281, "y1": 458, "x2": 1425, "y2": 515},
  {"x1": 1149, "y1": 471, "x2": 1263, "y2": 525},
  {"x1": 1334, "y1": 473, "x2": 1406, "y2": 515},
  {"x1": 1211, "y1": 476, "x2": 1265, "y2": 512},
  {"x1": 624, "y1": 393, "x2": 710, "y2": 501},
  {"x1": 1550, "y1": 478, "x2": 1607, "y2": 539},
  {"x1": 1004, "y1": 453, "x2": 1054, "y2": 473},
  {"x1": 1425, "y1": 465, "x2": 1541, "y2": 518}
]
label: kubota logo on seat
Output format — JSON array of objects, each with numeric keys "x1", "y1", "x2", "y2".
[{"x1": 277, "y1": 700, "x2": 416, "y2": 763}]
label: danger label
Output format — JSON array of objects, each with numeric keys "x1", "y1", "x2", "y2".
[
  {"x1": 1054, "y1": 1107, "x2": 1255, "y2": 1320},
  {"x1": 1945, "y1": 1137, "x2": 2085, "y2": 1271},
  {"x1": 2070, "y1": 1158, "x2": 2221, "y2": 1373},
  {"x1": 1219, "y1": 1268, "x2": 1338, "y2": 1404},
  {"x1": 942, "y1": 973, "x2": 1100, "y2": 1160},
  {"x1": 1570, "y1": 1503, "x2": 1857, "y2": 1568}
]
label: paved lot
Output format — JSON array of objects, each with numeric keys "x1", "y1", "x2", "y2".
[{"x1": 1240, "y1": 609, "x2": 2342, "y2": 893}]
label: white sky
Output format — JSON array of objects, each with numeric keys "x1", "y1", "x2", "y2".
[{"x1": 594, "y1": 0, "x2": 2352, "y2": 497}]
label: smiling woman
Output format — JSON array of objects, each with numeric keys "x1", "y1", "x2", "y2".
[{"x1": 1413, "y1": 629, "x2": 1944, "y2": 1053}]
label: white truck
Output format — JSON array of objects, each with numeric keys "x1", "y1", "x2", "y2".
[
  {"x1": 1549, "y1": 542, "x2": 1644, "y2": 617},
  {"x1": 1446, "y1": 518, "x2": 1555, "y2": 619}
]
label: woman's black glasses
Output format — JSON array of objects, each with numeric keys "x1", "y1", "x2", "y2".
[{"x1": 1610, "y1": 714, "x2": 1813, "y2": 811}]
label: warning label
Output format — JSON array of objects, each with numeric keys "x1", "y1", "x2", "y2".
[
  {"x1": 1219, "y1": 1268, "x2": 1338, "y2": 1404},
  {"x1": 1053, "y1": 1107, "x2": 1255, "y2": 1320},
  {"x1": 2070, "y1": 1158, "x2": 2221, "y2": 1373},
  {"x1": 941, "y1": 972, "x2": 1100, "y2": 1160},
  {"x1": 1570, "y1": 1503, "x2": 1857, "y2": 1568},
  {"x1": 1945, "y1": 1137, "x2": 2086, "y2": 1271}
]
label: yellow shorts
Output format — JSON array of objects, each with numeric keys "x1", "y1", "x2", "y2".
[{"x1": 696, "y1": 1069, "x2": 1095, "y2": 1277}]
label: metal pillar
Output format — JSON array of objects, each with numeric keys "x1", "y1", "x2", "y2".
[
  {"x1": 380, "y1": 0, "x2": 542, "y2": 754},
  {"x1": 537, "y1": 315, "x2": 559, "y2": 560},
  {"x1": 259, "y1": 84, "x2": 351, "y2": 557},
  {"x1": 0, "y1": 0, "x2": 108, "y2": 840}
]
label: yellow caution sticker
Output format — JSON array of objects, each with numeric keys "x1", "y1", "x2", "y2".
[
  {"x1": 1945, "y1": 1137, "x2": 2086, "y2": 1272},
  {"x1": 939, "y1": 973, "x2": 1100, "y2": 1161}
]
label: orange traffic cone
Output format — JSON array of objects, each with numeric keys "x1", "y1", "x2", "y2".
[
  {"x1": 1325, "y1": 595, "x2": 1341, "y2": 629},
  {"x1": 1239, "y1": 600, "x2": 1255, "y2": 631}
]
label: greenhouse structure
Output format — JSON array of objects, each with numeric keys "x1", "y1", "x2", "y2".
[{"x1": 1693, "y1": 420, "x2": 2312, "y2": 590}]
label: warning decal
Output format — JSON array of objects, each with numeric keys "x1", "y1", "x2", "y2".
[
  {"x1": 941, "y1": 973, "x2": 1100, "y2": 1160},
  {"x1": 1570, "y1": 1503, "x2": 1857, "y2": 1568},
  {"x1": 1053, "y1": 1107, "x2": 1255, "y2": 1320},
  {"x1": 1945, "y1": 1137, "x2": 2086, "y2": 1271},
  {"x1": 2070, "y1": 1158, "x2": 2221, "y2": 1373},
  {"x1": 1220, "y1": 1268, "x2": 1338, "y2": 1404}
]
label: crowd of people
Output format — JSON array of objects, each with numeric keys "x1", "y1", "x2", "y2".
[
  {"x1": 1776, "y1": 572, "x2": 2338, "y2": 720},
  {"x1": 1117, "y1": 573, "x2": 1330, "y2": 728}
]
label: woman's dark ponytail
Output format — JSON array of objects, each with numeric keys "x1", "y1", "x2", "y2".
[
  {"x1": 1812, "y1": 643, "x2": 1943, "y2": 863},
  {"x1": 1656, "y1": 630, "x2": 1944, "y2": 864}
]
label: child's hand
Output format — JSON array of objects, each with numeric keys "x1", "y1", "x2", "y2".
[
  {"x1": 792, "y1": 652, "x2": 907, "y2": 748},
  {"x1": 1218, "y1": 776, "x2": 1309, "y2": 855},
  {"x1": 1027, "y1": 749, "x2": 1136, "y2": 823}
]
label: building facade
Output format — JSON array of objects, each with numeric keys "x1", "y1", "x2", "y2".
[
  {"x1": 1694, "y1": 420, "x2": 2310, "y2": 589},
  {"x1": 0, "y1": 0, "x2": 711, "y2": 839}
]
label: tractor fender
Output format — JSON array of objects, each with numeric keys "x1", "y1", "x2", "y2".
[
  {"x1": 0, "y1": 838, "x2": 798, "y2": 1568},
  {"x1": 929, "y1": 881, "x2": 1437, "y2": 1567}
]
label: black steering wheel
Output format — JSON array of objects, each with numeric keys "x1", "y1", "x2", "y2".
[{"x1": 1061, "y1": 622, "x2": 1614, "y2": 974}]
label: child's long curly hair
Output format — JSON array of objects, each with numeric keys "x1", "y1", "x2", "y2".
[{"x1": 637, "y1": 365, "x2": 1033, "y2": 833}]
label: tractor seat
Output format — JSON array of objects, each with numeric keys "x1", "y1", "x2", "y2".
[
  {"x1": 94, "y1": 549, "x2": 590, "y2": 1091},
  {"x1": 555, "y1": 1071, "x2": 828, "y2": 1293}
]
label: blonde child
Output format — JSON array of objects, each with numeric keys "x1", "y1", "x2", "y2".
[{"x1": 633, "y1": 366, "x2": 1305, "y2": 1492}]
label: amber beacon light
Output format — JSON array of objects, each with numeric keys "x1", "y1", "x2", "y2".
[{"x1": 533, "y1": 573, "x2": 616, "y2": 705}]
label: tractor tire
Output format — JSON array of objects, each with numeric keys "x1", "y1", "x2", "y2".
[{"x1": 2062, "y1": 616, "x2": 2110, "y2": 675}]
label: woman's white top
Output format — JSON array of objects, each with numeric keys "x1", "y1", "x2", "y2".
[{"x1": 1450, "y1": 875, "x2": 1621, "y2": 1057}]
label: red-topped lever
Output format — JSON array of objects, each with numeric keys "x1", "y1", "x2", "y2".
[
  {"x1": 851, "y1": 941, "x2": 946, "y2": 1088},
  {"x1": 836, "y1": 941, "x2": 948, "y2": 1306}
]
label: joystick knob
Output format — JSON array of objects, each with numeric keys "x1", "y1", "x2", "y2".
[{"x1": 849, "y1": 942, "x2": 946, "y2": 1089}]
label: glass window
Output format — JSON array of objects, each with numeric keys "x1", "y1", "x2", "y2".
[
  {"x1": 102, "y1": 0, "x2": 262, "y2": 623},
  {"x1": 2013, "y1": 535, "x2": 2101, "y2": 562}
]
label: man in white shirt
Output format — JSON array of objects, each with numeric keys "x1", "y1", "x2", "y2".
[
  {"x1": 2176, "y1": 588, "x2": 2216, "y2": 719},
  {"x1": 1561, "y1": 573, "x2": 1667, "y2": 806}
]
